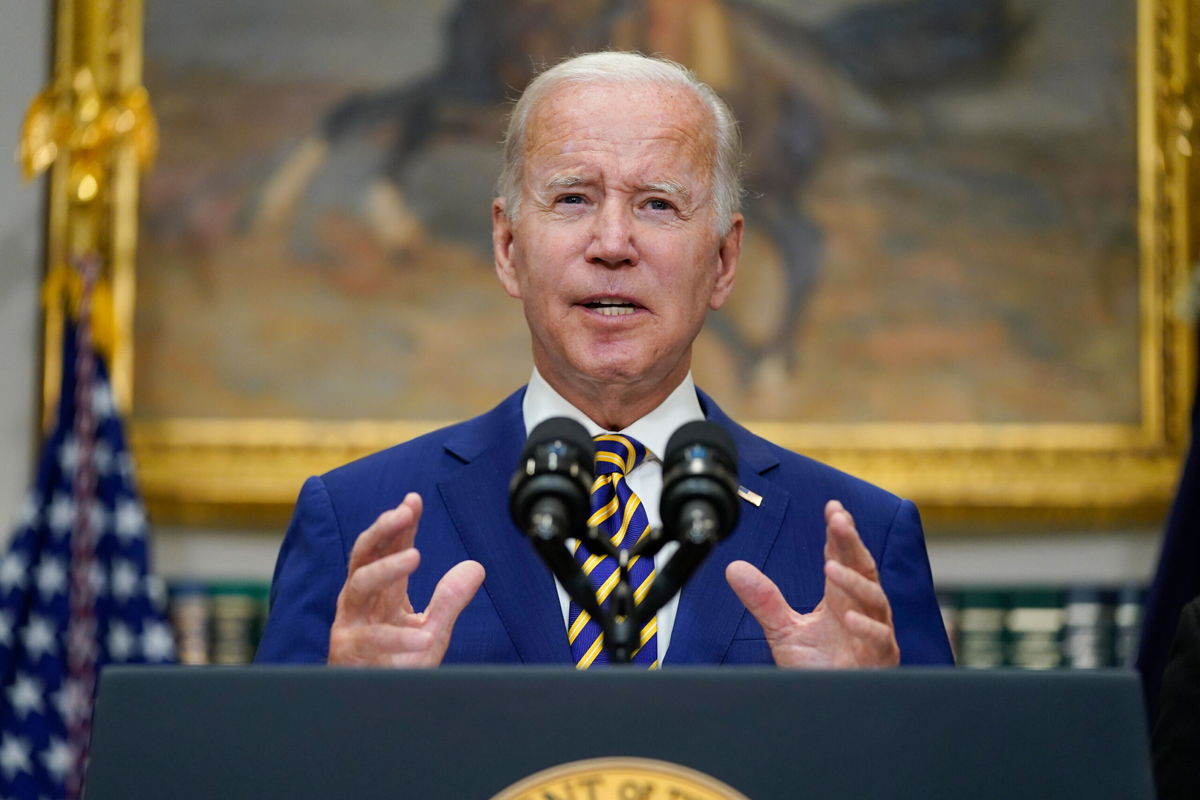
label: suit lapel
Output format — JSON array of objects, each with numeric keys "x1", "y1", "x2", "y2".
[
  {"x1": 665, "y1": 393, "x2": 790, "y2": 665},
  {"x1": 438, "y1": 392, "x2": 572, "y2": 664}
]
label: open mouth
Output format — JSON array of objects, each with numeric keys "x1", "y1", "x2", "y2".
[{"x1": 582, "y1": 298, "x2": 642, "y2": 317}]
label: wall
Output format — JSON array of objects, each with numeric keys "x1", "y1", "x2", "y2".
[
  {"x1": 0, "y1": 0, "x2": 48, "y2": 539},
  {"x1": 0, "y1": 4, "x2": 1168, "y2": 589}
]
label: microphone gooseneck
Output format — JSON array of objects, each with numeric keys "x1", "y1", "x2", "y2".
[
  {"x1": 510, "y1": 417, "x2": 740, "y2": 664},
  {"x1": 635, "y1": 421, "x2": 740, "y2": 621}
]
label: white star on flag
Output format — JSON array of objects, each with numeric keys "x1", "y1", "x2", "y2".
[
  {"x1": 41, "y1": 738, "x2": 72, "y2": 783},
  {"x1": 20, "y1": 617, "x2": 57, "y2": 659},
  {"x1": 35, "y1": 558, "x2": 67, "y2": 601},
  {"x1": 0, "y1": 611, "x2": 13, "y2": 647},
  {"x1": 0, "y1": 553, "x2": 27, "y2": 593},
  {"x1": 47, "y1": 493, "x2": 73, "y2": 537},
  {"x1": 107, "y1": 622, "x2": 136, "y2": 662},
  {"x1": 141, "y1": 622, "x2": 176, "y2": 662},
  {"x1": 0, "y1": 734, "x2": 31, "y2": 781},
  {"x1": 111, "y1": 560, "x2": 139, "y2": 602},
  {"x1": 6, "y1": 675, "x2": 44, "y2": 719},
  {"x1": 113, "y1": 499, "x2": 146, "y2": 543}
]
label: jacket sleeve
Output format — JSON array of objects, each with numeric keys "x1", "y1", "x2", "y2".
[
  {"x1": 880, "y1": 499, "x2": 955, "y2": 665},
  {"x1": 255, "y1": 476, "x2": 349, "y2": 663}
]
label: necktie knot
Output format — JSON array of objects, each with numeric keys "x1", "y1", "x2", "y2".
[{"x1": 593, "y1": 434, "x2": 646, "y2": 477}]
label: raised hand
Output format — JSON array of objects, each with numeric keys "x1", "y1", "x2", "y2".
[
  {"x1": 327, "y1": 492, "x2": 485, "y2": 666},
  {"x1": 726, "y1": 499, "x2": 900, "y2": 668}
]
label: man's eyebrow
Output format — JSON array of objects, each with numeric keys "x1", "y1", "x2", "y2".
[
  {"x1": 642, "y1": 180, "x2": 691, "y2": 203},
  {"x1": 545, "y1": 174, "x2": 589, "y2": 189}
]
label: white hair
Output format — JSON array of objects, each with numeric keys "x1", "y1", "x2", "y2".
[{"x1": 496, "y1": 51, "x2": 743, "y2": 234}]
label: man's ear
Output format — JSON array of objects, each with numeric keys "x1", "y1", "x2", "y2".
[
  {"x1": 709, "y1": 213, "x2": 742, "y2": 310},
  {"x1": 492, "y1": 199, "x2": 521, "y2": 299}
]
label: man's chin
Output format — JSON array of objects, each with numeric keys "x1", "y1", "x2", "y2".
[{"x1": 572, "y1": 352, "x2": 653, "y2": 386}]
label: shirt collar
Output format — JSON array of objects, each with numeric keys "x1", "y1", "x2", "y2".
[{"x1": 522, "y1": 368, "x2": 704, "y2": 462}]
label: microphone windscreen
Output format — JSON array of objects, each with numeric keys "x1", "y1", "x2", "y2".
[
  {"x1": 664, "y1": 420, "x2": 736, "y2": 469},
  {"x1": 522, "y1": 417, "x2": 594, "y2": 460}
]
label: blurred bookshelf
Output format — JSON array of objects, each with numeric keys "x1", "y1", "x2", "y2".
[
  {"x1": 939, "y1": 585, "x2": 1145, "y2": 669},
  {"x1": 168, "y1": 580, "x2": 269, "y2": 666},
  {"x1": 163, "y1": 579, "x2": 1146, "y2": 668}
]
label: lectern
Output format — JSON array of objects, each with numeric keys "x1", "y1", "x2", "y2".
[{"x1": 85, "y1": 667, "x2": 1153, "y2": 799}]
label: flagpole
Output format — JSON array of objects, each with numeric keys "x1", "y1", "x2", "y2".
[{"x1": 19, "y1": 0, "x2": 155, "y2": 433}]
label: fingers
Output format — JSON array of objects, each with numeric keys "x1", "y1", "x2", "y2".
[
  {"x1": 329, "y1": 493, "x2": 482, "y2": 668},
  {"x1": 338, "y1": 548, "x2": 421, "y2": 622},
  {"x1": 824, "y1": 500, "x2": 878, "y2": 580},
  {"x1": 424, "y1": 560, "x2": 486, "y2": 637},
  {"x1": 330, "y1": 556, "x2": 484, "y2": 668},
  {"x1": 347, "y1": 492, "x2": 424, "y2": 574},
  {"x1": 418, "y1": 561, "x2": 486, "y2": 665},
  {"x1": 822, "y1": 503, "x2": 891, "y2": 628},
  {"x1": 843, "y1": 610, "x2": 901, "y2": 667},
  {"x1": 822, "y1": 500, "x2": 899, "y2": 666},
  {"x1": 725, "y1": 560, "x2": 796, "y2": 636},
  {"x1": 825, "y1": 560, "x2": 892, "y2": 626}
]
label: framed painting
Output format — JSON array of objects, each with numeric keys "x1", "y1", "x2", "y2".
[{"x1": 33, "y1": 0, "x2": 1198, "y2": 526}]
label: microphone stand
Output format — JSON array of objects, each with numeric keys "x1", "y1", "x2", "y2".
[
  {"x1": 514, "y1": 418, "x2": 738, "y2": 665},
  {"x1": 537, "y1": 518, "x2": 719, "y2": 665}
]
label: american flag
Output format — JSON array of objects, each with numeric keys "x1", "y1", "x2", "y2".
[{"x1": 0, "y1": 257, "x2": 175, "y2": 800}]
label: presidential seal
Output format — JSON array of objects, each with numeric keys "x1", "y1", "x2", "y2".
[{"x1": 490, "y1": 757, "x2": 751, "y2": 800}]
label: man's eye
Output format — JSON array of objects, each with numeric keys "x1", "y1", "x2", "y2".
[
  {"x1": 558, "y1": 194, "x2": 585, "y2": 205},
  {"x1": 646, "y1": 198, "x2": 674, "y2": 211}
]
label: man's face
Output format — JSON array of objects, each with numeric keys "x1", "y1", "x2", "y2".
[{"x1": 493, "y1": 80, "x2": 741, "y2": 408}]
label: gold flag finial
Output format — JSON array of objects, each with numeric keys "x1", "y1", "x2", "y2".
[{"x1": 18, "y1": 64, "x2": 158, "y2": 186}]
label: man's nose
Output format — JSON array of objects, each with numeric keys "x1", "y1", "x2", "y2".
[{"x1": 584, "y1": 202, "x2": 638, "y2": 268}]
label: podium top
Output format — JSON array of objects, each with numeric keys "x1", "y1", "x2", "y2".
[{"x1": 86, "y1": 666, "x2": 1153, "y2": 800}]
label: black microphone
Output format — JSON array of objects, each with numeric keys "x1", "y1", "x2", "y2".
[
  {"x1": 509, "y1": 417, "x2": 594, "y2": 542},
  {"x1": 509, "y1": 417, "x2": 609, "y2": 625},
  {"x1": 631, "y1": 420, "x2": 740, "y2": 625},
  {"x1": 654, "y1": 421, "x2": 740, "y2": 552}
]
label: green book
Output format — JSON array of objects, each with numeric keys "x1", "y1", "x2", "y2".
[
  {"x1": 957, "y1": 590, "x2": 1006, "y2": 668},
  {"x1": 1005, "y1": 589, "x2": 1064, "y2": 670},
  {"x1": 209, "y1": 582, "x2": 270, "y2": 665},
  {"x1": 169, "y1": 581, "x2": 212, "y2": 666}
]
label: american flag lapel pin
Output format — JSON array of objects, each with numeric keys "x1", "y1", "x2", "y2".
[{"x1": 737, "y1": 485, "x2": 763, "y2": 507}]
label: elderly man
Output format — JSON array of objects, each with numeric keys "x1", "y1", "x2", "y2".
[{"x1": 256, "y1": 52, "x2": 952, "y2": 667}]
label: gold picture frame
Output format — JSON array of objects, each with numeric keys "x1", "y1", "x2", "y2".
[{"x1": 29, "y1": 0, "x2": 1199, "y2": 527}]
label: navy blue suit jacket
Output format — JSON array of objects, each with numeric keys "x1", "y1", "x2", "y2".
[{"x1": 256, "y1": 388, "x2": 953, "y2": 665}]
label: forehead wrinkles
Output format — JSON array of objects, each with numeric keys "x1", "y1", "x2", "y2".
[{"x1": 522, "y1": 83, "x2": 717, "y2": 191}]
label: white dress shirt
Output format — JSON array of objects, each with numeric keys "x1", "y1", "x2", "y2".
[{"x1": 522, "y1": 368, "x2": 705, "y2": 662}]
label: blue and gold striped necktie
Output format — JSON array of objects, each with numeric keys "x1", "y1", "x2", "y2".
[{"x1": 567, "y1": 434, "x2": 658, "y2": 669}]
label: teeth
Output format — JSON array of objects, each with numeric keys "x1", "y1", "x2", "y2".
[{"x1": 585, "y1": 298, "x2": 638, "y2": 316}]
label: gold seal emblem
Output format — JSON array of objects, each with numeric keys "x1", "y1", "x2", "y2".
[{"x1": 490, "y1": 756, "x2": 751, "y2": 800}]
